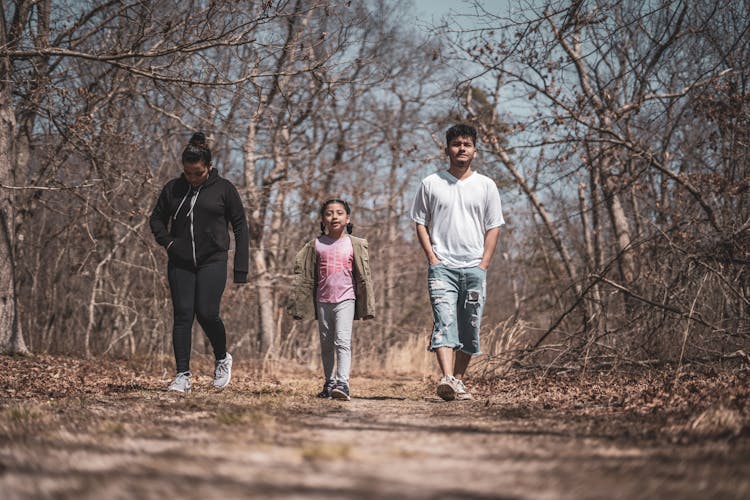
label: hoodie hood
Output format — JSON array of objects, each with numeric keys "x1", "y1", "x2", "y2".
[{"x1": 180, "y1": 166, "x2": 220, "y2": 189}]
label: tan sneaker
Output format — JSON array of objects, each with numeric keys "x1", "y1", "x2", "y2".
[
  {"x1": 436, "y1": 375, "x2": 457, "y2": 401},
  {"x1": 454, "y1": 378, "x2": 473, "y2": 401}
]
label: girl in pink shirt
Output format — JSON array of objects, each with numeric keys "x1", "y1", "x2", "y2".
[
  {"x1": 289, "y1": 198, "x2": 376, "y2": 401},
  {"x1": 314, "y1": 199, "x2": 357, "y2": 400}
]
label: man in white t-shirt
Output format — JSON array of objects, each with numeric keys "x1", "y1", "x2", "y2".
[{"x1": 410, "y1": 124, "x2": 505, "y2": 401}]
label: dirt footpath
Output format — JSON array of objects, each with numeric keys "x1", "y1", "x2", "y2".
[{"x1": 1, "y1": 355, "x2": 749, "y2": 499}]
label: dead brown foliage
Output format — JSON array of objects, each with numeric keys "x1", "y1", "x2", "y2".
[
  {"x1": 1, "y1": 355, "x2": 749, "y2": 499},
  {"x1": 1, "y1": 354, "x2": 748, "y2": 445},
  {"x1": 475, "y1": 366, "x2": 750, "y2": 443}
]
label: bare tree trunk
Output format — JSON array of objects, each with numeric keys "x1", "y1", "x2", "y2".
[
  {"x1": 599, "y1": 158, "x2": 636, "y2": 284},
  {"x1": 254, "y1": 129, "x2": 288, "y2": 358},
  {"x1": 254, "y1": 250, "x2": 275, "y2": 357},
  {"x1": 552, "y1": 17, "x2": 637, "y2": 286},
  {"x1": 0, "y1": 5, "x2": 28, "y2": 354},
  {"x1": 242, "y1": 113, "x2": 264, "y2": 354},
  {"x1": 382, "y1": 148, "x2": 400, "y2": 345},
  {"x1": 578, "y1": 182, "x2": 602, "y2": 331},
  {"x1": 243, "y1": 114, "x2": 287, "y2": 358},
  {"x1": 265, "y1": 178, "x2": 288, "y2": 355},
  {"x1": 242, "y1": 0, "x2": 311, "y2": 358}
]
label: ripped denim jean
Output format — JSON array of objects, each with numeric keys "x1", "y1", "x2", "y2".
[{"x1": 427, "y1": 263, "x2": 486, "y2": 355}]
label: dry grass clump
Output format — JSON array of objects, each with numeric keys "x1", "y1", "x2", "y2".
[
  {"x1": 381, "y1": 333, "x2": 434, "y2": 377},
  {"x1": 687, "y1": 405, "x2": 746, "y2": 438},
  {"x1": 300, "y1": 442, "x2": 353, "y2": 462},
  {"x1": 0, "y1": 403, "x2": 50, "y2": 437},
  {"x1": 216, "y1": 408, "x2": 276, "y2": 429}
]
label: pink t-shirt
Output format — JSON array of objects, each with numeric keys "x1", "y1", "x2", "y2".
[{"x1": 315, "y1": 235, "x2": 356, "y2": 304}]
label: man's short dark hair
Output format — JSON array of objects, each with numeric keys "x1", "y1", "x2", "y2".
[{"x1": 446, "y1": 124, "x2": 478, "y2": 146}]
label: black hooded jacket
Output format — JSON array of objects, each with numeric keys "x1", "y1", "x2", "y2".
[{"x1": 149, "y1": 168, "x2": 249, "y2": 283}]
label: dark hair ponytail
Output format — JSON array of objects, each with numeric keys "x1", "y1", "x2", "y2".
[
  {"x1": 319, "y1": 198, "x2": 354, "y2": 235},
  {"x1": 182, "y1": 132, "x2": 212, "y2": 166}
]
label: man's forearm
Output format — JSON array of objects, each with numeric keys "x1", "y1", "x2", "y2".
[
  {"x1": 480, "y1": 227, "x2": 501, "y2": 269},
  {"x1": 415, "y1": 223, "x2": 440, "y2": 265}
]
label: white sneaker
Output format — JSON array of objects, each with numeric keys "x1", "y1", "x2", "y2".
[
  {"x1": 436, "y1": 375, "x2": 457, "y2": 401},
  {"x1": 213, "y1": 352, "x2": 233, "y2": 388},
  {"x1": 168, "y1": 372, "x2": 192, "y2": 393},
  {"x1": 454, "y1": 378, "x2": 473, "y2": 401}
]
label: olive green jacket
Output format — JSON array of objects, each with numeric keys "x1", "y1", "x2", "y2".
[{"x1": 288, "y1": 235, "x2": 375, "y2": 321}]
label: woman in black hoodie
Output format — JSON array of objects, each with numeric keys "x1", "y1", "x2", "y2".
[{"x1": 150, "y1": 132, "x2": 249, "y2": 393}]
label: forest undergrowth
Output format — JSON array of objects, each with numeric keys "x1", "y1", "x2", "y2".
[
  {"x1": 1, "y1": 353, "x2": 748, "y2": 445},
  {"x1": 1, "y1": 354, "x2": 750, "y2": 499}
]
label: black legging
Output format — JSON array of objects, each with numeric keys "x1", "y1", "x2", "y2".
[{"x1": 168, "y1": 260, "x2": 227, "y2": 373}]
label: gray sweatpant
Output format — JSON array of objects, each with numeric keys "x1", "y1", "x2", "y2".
[{"x1": 317, "y1": 299, "x2": 355, "y2": 384}]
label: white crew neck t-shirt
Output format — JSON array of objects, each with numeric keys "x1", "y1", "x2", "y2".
[{"x1": 410, "y1": 170, "x2": 505, "y2": 268}]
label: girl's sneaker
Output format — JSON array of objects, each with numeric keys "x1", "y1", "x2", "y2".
[
  {"x1": 317, "y1": 380, "x2": 336, "y2": 398},
  {"x1": 168, "y1": 372, "x2": 192, "y2": 393},
  {"x1": 331, "y1": 382, "x2": 351, "y2": 401}
]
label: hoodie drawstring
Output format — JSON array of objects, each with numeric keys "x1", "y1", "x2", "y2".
[
  {"x1": 173, "y1": 190, "x2": 191, "y2": 221},
  {"x1": 187, "y1": 186, "x2": 201, "y2": 266},
  {"x1": 172, "y1": 185, "x2": 202, "y2": 267}
]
